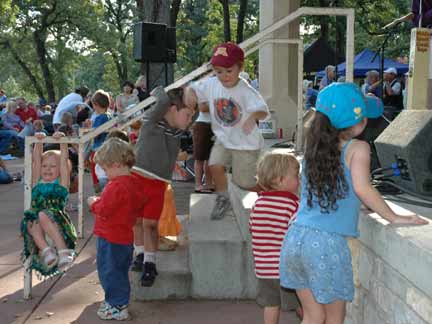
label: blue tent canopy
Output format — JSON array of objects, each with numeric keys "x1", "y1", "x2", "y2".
[{"x1": 316, "y1": 49, "x2": 408, "y2": 78}]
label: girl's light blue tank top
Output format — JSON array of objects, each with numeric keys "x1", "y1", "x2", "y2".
[{"x1": 295, "y1": 140, "x2": 361, "y2": 237}]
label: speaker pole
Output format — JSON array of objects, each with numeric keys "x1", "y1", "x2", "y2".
[
  {"x1": 146, "y1": 61, "x2": 150, "y2": 91},
  {"x1": 164, "y1": 62, "x2": 168, "y2": 86}
]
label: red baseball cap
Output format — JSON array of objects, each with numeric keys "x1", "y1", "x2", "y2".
[{"x1": 210, "y1": 42, "x2": 244, "y2": 68}]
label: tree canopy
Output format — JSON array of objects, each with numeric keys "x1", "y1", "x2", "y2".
[{"x1": 0, "y1": 0, "x2": 413, "y2": 102}]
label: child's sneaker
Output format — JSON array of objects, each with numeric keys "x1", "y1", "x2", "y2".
[
  {"x1": 141, "y1": 262, "x2": 158, "y2": 287},
  {"x1": 97, "y1": 301, "x2": 108, "y2": 314},
  {"x1": 130, "y1": 253, "x2": 144, "y2": 272},
  {"x1": 97, "y1": 303, "x2": 129, "y2": 321},
  {"x1": 210, "y1": 194, "x2": 231, "y2": 220}
]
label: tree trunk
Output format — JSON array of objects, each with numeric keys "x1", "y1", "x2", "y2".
[
  {"x1": 219, "y1": 0, "x2": 231, "y2": 42},
  {"x1": 3, "y1": 41, "x2": 45, "y2": 100},
  {"x1": 334, "y1": 0, "x2": 345, "y2": 63},
  {"x1": 170, "y1": 0, "x2": 182, "y2": 27},
  {"x1": 111, "y1": 51, "x2": 128, "y2": 88},
  {"x1": 138, "y1": 0, "x2": 174, "y2": 89},
  {"x1": 236, "y1": 0, "x2": 248, "y2": 43},
  {"x1": 319, "y1": 0, "x2": 329, "y2": 41},
  {"x1": 34, "y1": 31, "x2": 56, "y2": 102}
]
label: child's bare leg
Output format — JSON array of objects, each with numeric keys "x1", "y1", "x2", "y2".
[
  {"x1": 203, "y1": 160, "x2": 214, "y2": 189},
  {"x1": 264, "y1": 306, "x2": 280, "y2": 324},
  {"x1": 296, "y1": 288, "x2": 325, "y2": 324},
  {"x1": 194, "y1": 160, "x2": 204, "y2": 190},
  {"x1": 38, "y1": 211, "x2": 67, "y2": 250},
  {"x1": 323, "y1": 300, "x2": 346, "y2": 324},
  {"x1": 133, "y1": 218, "x2": 144, "y2": 247},
  {"x1": 209, "y1": 164, "x2": 227, "y2": 192},
  {"x1": 142, "y1": 219, "x2": 158, "y2": 254},
  {"x1": 27, "y1": 222, "x2": 49, "y2": 251}
]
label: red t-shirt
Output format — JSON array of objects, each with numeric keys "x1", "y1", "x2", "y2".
[
  {"x1": 91, "y1": 175, "x2": 147, "y2": 245},
  {"x1": 16, "y1": 107, "x2": 38, "y2": 122}
]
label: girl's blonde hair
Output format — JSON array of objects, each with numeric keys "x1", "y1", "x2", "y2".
[
  {"x1": 42, "y1": 150, "x2": 61, "y2": 161},
  {"x1": 94, "y1": 138, "x2": 135, "y2": 168},
  {"x1": 256, "y1": 152, "x2": 299, "y2": 191}
]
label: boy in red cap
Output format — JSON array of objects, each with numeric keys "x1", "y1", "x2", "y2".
[{"x1": 186, "y1": 42, "x2": 269, "y2": 220}]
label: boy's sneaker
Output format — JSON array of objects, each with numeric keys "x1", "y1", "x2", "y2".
[
  {"x1": 210, "y1": 194, "x2": 231, "y2": 220},
  {"x1": 130, "y1": 253, "x2": 144, "y2": 272},
  {"x1": 141, "y1": 262, "x2": 158, "y2": 287},
  {"x1": 97, "y1": 303, "x2": 129, "y2": 321},
  {"x1": 97, "y1": 301, "x2": 108, "y2": 313}
]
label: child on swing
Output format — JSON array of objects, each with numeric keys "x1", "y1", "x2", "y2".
[{"x1": 21, "y1": 131, "x2": 77, "y2": 277}]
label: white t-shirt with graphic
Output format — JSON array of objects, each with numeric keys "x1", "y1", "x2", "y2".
[{"x1": 192, "y1": 77, "x2": 268, "y2": 150}]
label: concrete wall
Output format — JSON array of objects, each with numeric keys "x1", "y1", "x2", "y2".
[
  {"x1": 259, "y1": 0, "x2": 300, "y2": 140},
  {"x1": 346, "y1": 202, "x2": 432, "y2": 324},
  {"x1": 231, "y1": 169, "x2": 432, "y2": 323}
]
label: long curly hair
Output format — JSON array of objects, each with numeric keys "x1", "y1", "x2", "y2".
[{"x1": 304, "y1": 111, "x2": 349, "y2": 213}]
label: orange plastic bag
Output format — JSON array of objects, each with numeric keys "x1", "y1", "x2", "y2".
[{"x1": 158, "y1": 185, "x2": 182, "y2": 237}]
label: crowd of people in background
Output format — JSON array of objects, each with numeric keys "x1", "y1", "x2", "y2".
[
  {"x1": 0, "y1": 75, "x2": 150, "y2": 158},
  {"x1": 303, "y1": 64, "x2": 408, "y2": 118}
]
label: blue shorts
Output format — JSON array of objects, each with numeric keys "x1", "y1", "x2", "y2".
[{"x1": 279, "y1": 224, "x2": 354, "y2": 304}]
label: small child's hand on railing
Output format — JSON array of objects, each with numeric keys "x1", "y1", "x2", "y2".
[
  {"x1": 52, "y1": 131, "x2": 65, "y2": 139},
  {"x1": 35, "y1": 132, "x2": 46, "y2": 140}
]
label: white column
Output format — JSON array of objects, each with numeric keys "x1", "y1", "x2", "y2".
[{"x1": 259, "y1": 0, "x2": 300, "y2": 139}]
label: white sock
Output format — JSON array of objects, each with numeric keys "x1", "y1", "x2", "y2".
[
  {"x1": 134, "y1": 245, "x2": 144, "y2": 255},
  {"x1": 144, "y1": 252, "x2": 156, "y2": 264}
]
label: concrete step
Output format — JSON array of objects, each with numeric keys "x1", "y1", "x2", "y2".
[
  {"x1": 188, "y1": 193, "x2": 247, "y2": 299},
  {"x1": 131, "y1": 216, "x2": 192, "y2": 301}
]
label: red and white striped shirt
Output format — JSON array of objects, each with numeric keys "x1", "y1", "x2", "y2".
[{"x1": 249, "y1": 191, "x2": 299, "y2": 279}]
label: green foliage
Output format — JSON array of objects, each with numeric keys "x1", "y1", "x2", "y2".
[
  {"x1": 175, "y1": 0, "x2": 259, "y2": 79},
  {"x1": 0, "y1": 0, "x2": 415, "y2": 100},
  {"x1": 300, "y1": 0, "x2": 411, "y2": 59}
]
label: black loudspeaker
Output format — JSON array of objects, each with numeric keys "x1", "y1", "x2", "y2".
[
  {"x1": 133, "y1": 22, "x2": 176, "y2": 63},
  {"x1": 374, "y1": 110, "x2": 432, "y2": 196}
]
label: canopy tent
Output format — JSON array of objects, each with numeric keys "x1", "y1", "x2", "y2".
[
  {"x1": 316, "y1": 48, "x2": 408, "y2": 78},
  {"x1": 303, "y1": 37, "x2": 344, "y2": 73}
]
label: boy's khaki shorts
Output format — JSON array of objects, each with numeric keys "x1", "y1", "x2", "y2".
[
  {"x1": 208, "y1": 141, "x2": 260, "y2": 189},
  {"x1": 256, "y1": 278, "x2": 299, "y2": 310}
]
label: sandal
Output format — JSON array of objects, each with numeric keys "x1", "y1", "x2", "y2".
[
  {"x1": 40, "y1": 247, "x2": 58, "y2": 270},
  {"x1": 57, "y1": 249, "x2": 74, "y2": 272}
]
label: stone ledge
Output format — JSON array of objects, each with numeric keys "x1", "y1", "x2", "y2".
[{"x1": 358, "y1": 201, "x2": 432, "y2": 298}]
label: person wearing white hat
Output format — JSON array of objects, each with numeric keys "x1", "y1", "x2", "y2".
[
  {"x1": 383, "y1": 67, "x2": 403, "y2": 112},
  {"x1": 319, "y1": 65, "x2": 336, "y2": 90}
]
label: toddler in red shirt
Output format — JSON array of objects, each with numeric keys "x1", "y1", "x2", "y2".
[
  {"x1": 249, "y1": 152, "x2": 301, "y2": 324},
  {"x1": 87, "y1": 137, "x2": 147, "y2": 321}
]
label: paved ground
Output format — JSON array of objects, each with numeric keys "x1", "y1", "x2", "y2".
[{"x1": 0, "y1": 157, "x2": 300, "y2": 324}]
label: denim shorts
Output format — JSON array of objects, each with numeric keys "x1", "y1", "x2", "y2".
[{"x1": 279, "y1": 224, "x2": 354, "y2": 304}]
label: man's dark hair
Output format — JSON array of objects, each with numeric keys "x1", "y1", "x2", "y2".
[
  {"x1": 108, "y1": 129, "x2": 130, "y2": 143},
  {"x1": 75, "y1": 86, "x2": 89, "y2": 98}
]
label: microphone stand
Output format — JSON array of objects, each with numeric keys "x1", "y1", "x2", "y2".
[{"x1": 370, "y1": 27, "x2": 400, "y2": 100}]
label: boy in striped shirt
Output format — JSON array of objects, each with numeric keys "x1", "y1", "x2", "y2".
[{"x1": 250, "y1": 152, "x2": 301, "y2": 324}]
